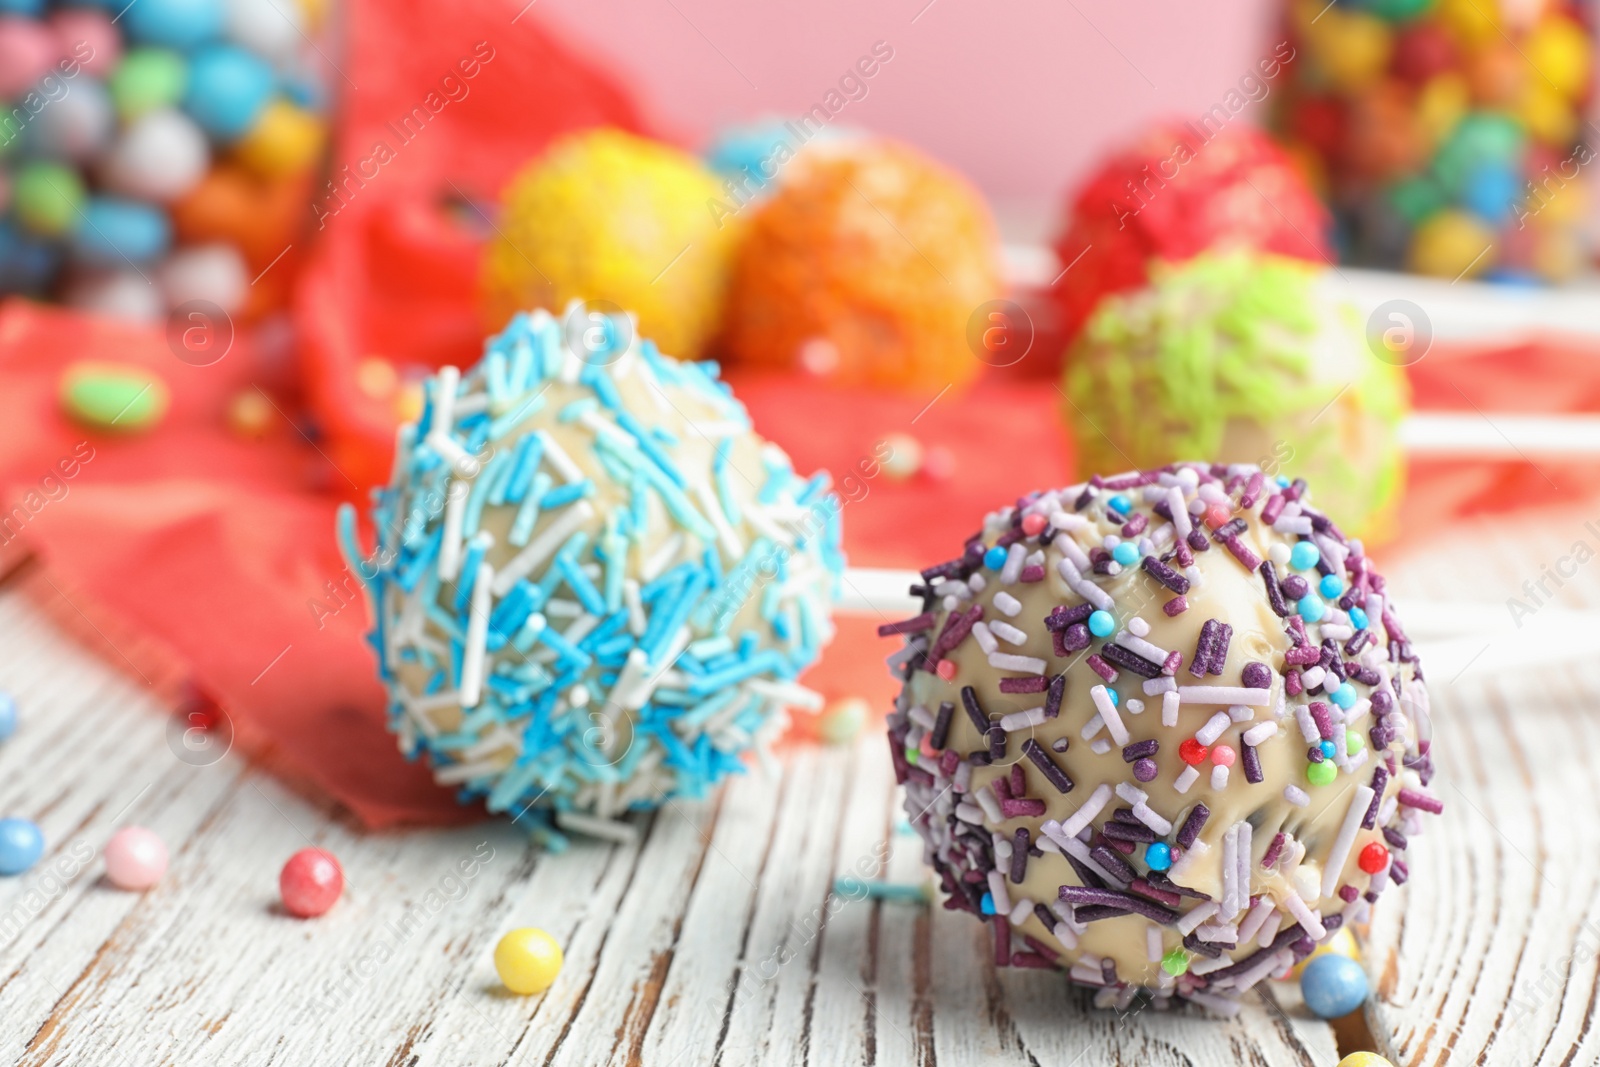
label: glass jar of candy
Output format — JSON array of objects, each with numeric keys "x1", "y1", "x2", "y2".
[{"x1": 1274, "y1": 0, "x2": 1593, "y2": 282}]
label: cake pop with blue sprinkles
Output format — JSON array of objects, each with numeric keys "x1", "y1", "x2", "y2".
[{"x1": 340, "y1": 304, "x2": 844, "y2": 846}]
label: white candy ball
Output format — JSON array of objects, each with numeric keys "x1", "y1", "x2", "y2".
[
  {"x1": 159, "y1": 243, "x2": 249, "y2": 313},
  {"x1": 100, "y1": 109, "x2": 211, "y2": 203},
  {"x1": 63, "y1": 270, "x2": 164, "y2": 323},
  {"x1": 31, "y1": 77, "x2": 114, "y2": 162},
  {"x1": 226, "y1": 0, "x2": 302, "y2": 65}
]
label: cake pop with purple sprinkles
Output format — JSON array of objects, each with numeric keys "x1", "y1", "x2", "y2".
[{"x1": 881, "y1": 462, "x2": 1436, "y2": 1014}]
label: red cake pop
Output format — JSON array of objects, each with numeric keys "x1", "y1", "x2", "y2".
[{"x1": 1050, "y1": 122, "x2": 1331, "y2": 352}]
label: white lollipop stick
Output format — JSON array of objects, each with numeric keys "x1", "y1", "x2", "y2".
[
  {"x1": 837, "y1": 566, "x2": 1600, "y2": 680},
  {"x1": 1403, "y1": 413, "x2": 1600, "y2": 456}
]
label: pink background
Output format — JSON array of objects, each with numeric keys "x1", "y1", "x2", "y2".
[{"x1": 535, "y1": 0, "x2": 1278, "y2": 231}]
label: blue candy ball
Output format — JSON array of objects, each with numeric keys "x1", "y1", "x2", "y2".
[
  {"x1": 0, "y1": 221, "x2": 63, "y2": 294},
  {"x1": 1105, "y1": 687, "x2": 1119, "y2": 707},
  {"x1": 1144, "y1": 841, "x2": 1172, "y2": 871},
  {"x1": 182, "y1": 45, "x2": 274, "y2": 140},
  {"x1": 1319, "y1": 574, "x2": 1343, "y2": 598},
  {"x1": 979, "y1": 891, "x2": 996, "y2": 915},
  {"x1": 71, "y1": 197, "x2": 172, "y2": 265},
  {"x1": 1300, "y1": 953, "x2": 1370, "y2": 1018},
  {"x1": 1112, "y1": 542, "x2": 1139, "y2": 566},
  {"x1": 0, "y1": 818, "x2": 44, "y2": 876},
  {"x1": 1290, "y1": 541, "x2": 1320, "y2": 570},
  {"x1": 1107, "y1": 494, "x2": 1131, "y2": 515},
  {"x1": 1088, "y1": 609, "x2": 1115, "y2": 637},
  {"x1": 0, "y1": 692, "x2": 15, "y2": 742},
  {"x1": 983, "y1": 545, "x2": 1007, "y2": 570},
  {"x1": 1330, "y1": 682, "x2": 1358, "y2": 709},
  {"x1": 705, "y1": 120, "x2": 793, "y2": 191},
  {"x1": 1461, "y1": 162, "x2": 1522, "y2": 226},
  {"x1": 1320, "y1": 739, "x2": 1337, "y2": 758},
  {"x1": 1297, "y1": 595, "x2": 1326, "y2": 623},
  {"x1": 123, "y1": 0, "x2": 224, "y2": 49}
]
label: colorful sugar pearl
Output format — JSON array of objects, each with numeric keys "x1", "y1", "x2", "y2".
[
  {"x1": 279, "y1": 847, "x2": 343, "y2": 917},
  {"x1": 0, "y1": 817, "x2": 44, "y2": 875},
  {"x1": 60, "y1": 361, "x2": 169, "y2": 432},
  {"x1": 482, "y1": 129, "x2": 737, "y2": 362},
  {"x1": 1300, "y1": 953, "x2": 1371, "y2": 1018},
  {"x1": 494, "y1": 927, "x2": 564, "y2": 994},
  {"x1": 819, "y1": 696, "x2": 869, "y2": 745},
  {"x1": 883, "y1": 462, "x2": 1435, "y2": 1013},
  {"x1": 104, "y1": 826, "x2": 168, "y2": 890},
  {"x1": 341, "y1": 305, "x2": 843, "y2": 834},
  {"x1": 1062, "y1": 253, "x2": 1408, "y2": 543},
  {"x1": 0, "y1": 691, "x2": 15, "y2": 742}
]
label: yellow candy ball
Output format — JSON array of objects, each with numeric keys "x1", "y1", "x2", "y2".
[
  {"x1": 1288, "y1": 925, "x2": 1361, "y2": 980},
  {"x1": 1337, "y1": 1055, "x2": 1397, "y2": 1067},
  {"x1": 1313, "y1": 10, "x2": 1394, "y2": 92},
  {"x1": 482, "y1": 128, "x2": 738, "y2": 360},
  {"x1": 1526, "y1": 16, "x2": 1591, "y2": 98},
  {"x1": 234, "y1": 101, "x2": 326, "y2": 178},
  {"x1": 1417, "y1": 74, "x2": 1470, "y2": 148},
  {"x1": 1436, "y1": 0, "x2": 1500, "y2": 50},
  {"x1": 1409, "y1": 210, "x2": 1495, "y2": 278},
  {"x1": 494, "y1": 928, "x2": 564, "y2": 995},
  {"x1": 1518, "y1": 80, "x2": 1577, "y2": 145},
  {"x1": 818, "y1": 697, "x2": 870, "y2": 745}
]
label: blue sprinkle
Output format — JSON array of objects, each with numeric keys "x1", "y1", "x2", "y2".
[
  {"x1": 980, "y1": 892, "x2": 997, "y2": 915},
  {"x1": 1320, "y1": 739, "x2": 1336, "y2": 758},
  {"x1": 983, "y1": 545, "x2": 1008, "y2": 571},
  {"x1": 1105, "y1": 687, "x2": 1119, "y2": 707},
  {"x1": 1088, "y1": 610, "x2": 1115, "y2": 637},
  {"x1": 1144, "y1": 841, "x2": 1172, "y2": 871},
  {"x1": 1112, "y1": 542, "x2": 1139, "y2": 566},
  {"x1": 1290, "y1": 542, "x2": 1320, "y2": 570},
  {"x1": 1349, "y1": 607, "x2": 1369, "y2": 631},
  {"x1": 1319, "y1": 574, "x2": 1343, "y2": 599},
  {"x1": 1107, "y1": 494, "x2": 1131, "y2": 514},
  {"x1": 1330, "y1": 682, "x2": 1357, "y2": 710}
]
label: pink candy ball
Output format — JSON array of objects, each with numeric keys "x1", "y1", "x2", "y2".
[
  {"x1": 279, "y1": 848, "x2": 343, "y2": 918},
  {"x1": 104, "y1": 826, "x2": 168, "y2": 890},
  {"x1": 50, "y1": 10, "x2": 120, "y2": 78},
  {"x1": 0, "y1": 17, "x2": 60, "y2": 98},
  {"x1": 1210, "y1": 744, "x2": 1237, "y2": 768}
]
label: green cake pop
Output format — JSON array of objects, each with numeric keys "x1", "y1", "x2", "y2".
[{"x1": 1061, "y1": 252, "x2": 1408, "y2": 541}]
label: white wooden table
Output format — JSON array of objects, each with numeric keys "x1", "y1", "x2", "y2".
[{"x1": 0, "y1": 508, "x2": 1595, "y2": 1066}]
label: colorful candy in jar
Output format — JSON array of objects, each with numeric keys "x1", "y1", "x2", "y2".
[
  {"x1": 1275, "y1": 0, "x2": 1593, "y2": 282},
  {"x1": 0, "y1": 0, "x2": 328, "y2": 320}
]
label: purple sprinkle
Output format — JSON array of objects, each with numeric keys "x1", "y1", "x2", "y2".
[
  {"x1": 1364, "y1": 766, "x2": 1388, "y2": 828},
  {"x1": 1285, "y1": 643, "x2": 1321, "y2": 667},
  {"x1": 1102, "y1": 820, "x2": 1157, "y2": 844},
  {"x1": 1261, "y1": 832, "x2": 1286, "y2": 869},
  {"x1": 1122, "y1": 739, "x2": 1159, "y2": 762},
  {"x1": 1132, "y1": 758, "x2": 1158, "y2": 782},
  {"x1": 927, "y1": 604, "x2": 984, "y2": 665},
  {"x1": 1182, "y1": 933, "x2": 1223, "y2": 959},
  {"x1": 1308, "y1": 701, "x2": 1335, "y2": 740},
  {"x1": 1023, "y1": 738, "x2": 1074, "y2": 794},
  {"x1": 1043, "y1": 674, "x2": 1066, "y2": 719},
  {"x1": 1390, "y1": 860, "x2": 1409, "y2": 885},
  {"x1": 1100, "y1": 642, "x2": 1164, "y2": 679},
  {"x1": 1397, "y1": 787, "x2": 1444, "y2": 814},
  {"x1": 1285, "y1": 669, "x2": 1304, "y2": 696},
  {"x1": 988, "y1": 726, "x2": 1006, "y2": 761},
  {"x1": 1090, "y1": 844, "x2": 1138, "y2": 884},
  {"x1": 1045, "y1": 603, "x2": 1095, "y2": 631},
  {"x1": 1191, "y1": 620, "x2": 1219, "y2": 679},
  {"x1": 1242, "y1": 742, "x2": 1263, "y2": 783},
  {"x1": 1239, "y1": 471, "x2": 1265, "y2": 509},
  {"x1": 1208, "y1": 622, "x2": 1233, "y2": 675},
  {"x1": 1260, "y1": 560, "x2": 1291, "y2": 618},
  {"x1": 1175, "y1": 803, "x2": 1210, "y2": 849},
  {"x1": 1141, "y1": 555, "x2": 1190, "y2": 594},
  {"x1": 961, "y1": 686, "x2": 988, "y2": 733},
  {"x1": 878, "y1": 613, "x2": 937, "y2": 637},
  {"x1": 1001, "y1": 797, "x2": 1047, "y2": 818},
  {"x1": 1261, "y1": 492, "x2": 1287, "y2": 524},
  {"x1": 930, "y1": 702, "x2": 953, "y2": 750},
  {"x1": 1128, "y1": 878, "x2": 1182, "y2": 909},
  {"x1": 1307, "y1": 744, "x2": 1326, "y2": 764},
  {"x1": 1075, "y1": 904, "x2": 1133, "y2": 924},
  {"x1": 1086, "y1": 654, "x2": 1119, "y2": 683},
  {"x1": 1100, "y1": 958, "x2": 1119, "y2": 986},
  {"x1": 1162, "y1": 650, "x2": 1184, "y2": 675},
  {"x1": 1011, "y1": 950, "x2": 1054, "y2": 969},
  {"x1": 999, "y1": 675, "x2": 1049, "y2": 694},
  {"x1": 993, "y1": 916, "x2": 1010, "y2": 966},
  {"x1": 1122, "y1": 511, "x2": 1148, "y2": 538},
  {"x1": 1222, "y1": 536, "x2": 1261, "y2": 571},
  {"x1": 1338, "y1": 884, "x2": 1360, "y2": 902},
  {"x1": 1241, "y1": 661, "x2": 1271, "y2": 688},
  {"x1": 1371, "y1": 688, "x2": 1394, "y2": 715},
  {"x1": 1346, "y1": 629, "x2": 1374, "y2": 656},
  {"x1": 1174, "y1": 540, "x2": 1194, "y2": 567},
  {"x1": 1187, "y1": 528, "x2": 1210, "y2": 552},
  {"x1": 1019, "y1": 564, "x2": 1046, "y2": 582},
  {"x1": 1383, "y1": 827, "x2": 1408, "y2": 851},
  {"x1": 1011, "y1": 828, "x2": 1030, "y2": 883},
  {"x1": 1163, "y1": 595, "x2": 1188, "y2": 617}
]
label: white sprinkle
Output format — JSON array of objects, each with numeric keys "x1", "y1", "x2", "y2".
[
  {"x1": 1228, "y1": 704, "x2": 1254, "y2": 723},
  {"x1": 623, "y1": 579, "x2": 645, "y2": 635},
  {"x1": 967, "y1": 572, "x2": 986, "y2": 594},
  {"x1": 1053, "y1": 530, "x2": 1091, "y2": 571},
  {"x1": 1000, "y1": 707, "x2": 1047, "y2": 732},
  {"x1": 1116, "y1": 631, "x2": 1170, "y2": 665},
  {"x1": 1008, "y1": 899, "x2": 1033, "y2": 926},
  {"x1": 1281, "y1": 892, "x2": 1326, "y2": 940},
  {"x1": 1162, "y1": 690, "x2": 1180, "y2": 727},
  {"x1": 1168, "y1": 837, "x2": 1210, "y2": 881},
  {"x1": 1177, "y1": 900, "x2": 1218, "y2": 936},
  {"x1": 955, "y1": 801, "x2": 985, "y2": 825},
  {"x1": 1180, "y1": 686, "x2": 1272, "y2": 707},
  {"x1": 1195, "y1": 711, "x2": 1232, "y2": 745},
  {"x1": 1080, "y1": 714, "x2": 1105, "y2": 741},
  {"x1": 993, "y1": 591, "x2": 1023, "y2": 617},
  {"x1": 1283, "y1": 785, "x2": 1310, "y2": 808},
  {"x1": 1133, "y1": 802, "x2": 1173, "y2": 837},
  {"x1": 1173, "y1": 765, "x2": 1200, "y2": 794},
  {"x1": 493, "y1": 500, "x2": 596, "y2": 596},
  {"x1": 1296, "y1": 704, "x2": 1321, "y2": 743},
  {"x1": 436, "y1": 480, "x2": 470, "y2": 581},
  {"x1": 1090, "y1": 738, "x2": 1112, "y2": 755},
  {"x1": 987, "y1": 870, "x2": 1012, "y2": 915},
  {"x1": 1242, "y1": 721, "x2": 1278, "y2": 747},
  {"x1": 1091, "y1": 685, "x2": 1130, "y2": 745},
  {"x1": 1237, "y1": 895, "x2": 1276, "y2": 944},
  {"x1": 1060, "y1": 782, "x2": 1112, "y2": 839},
  {"x1": 971, "y1": 621, "x2": 999, "y2": 655},
  {"x1": 1221, "y1": 825, "x2": 1238, "y2": 918},
  {"x1": 1268, "y1": 542, "x2": 1290, "y2": 566},
  {"x1": 641, "y1": 531, "x2": 685, "y2": 583},
  {"x1": 989, "y1": 652, "x2": 1047, "y2": 674},
  {"x1": 989, "y1": 620, "x2": 1029, "y2": 646},
  {"x1": 459, "y1": 561, "x2": 493, "y2": 708},
  {"x1": 1144, "y1": 675, "x2": 1177, "y2": 695},
  {"x1": 1210, "y1": 765, "x2": 1230, "y2": 790},
  {"x1": 974, "y1": 782, "x2": 1003, "y2": 823},
  {"x1": 1000, "y1": 542, "x2": 1026, "y2": 584},
  {"x1": 1256, "y1": 911, "x2": 1282, "y2": 948},
  {"x1": 1321, "y1": 784, "x2": 1376, "y2": 897},
  {"x1": 1128, "y1": 615, "x2": 1150, "y2": 638},
  {"x1": 555, "y1": 811, "x2": 637, "y2": 843},
  {"x1": 1302, "y1": 665, "x2": 1327, "y2": 690},
  {"x1": 1237, "y1": 821, "x2": 1252, "y2": 918},
  {"x1": 536, "y1": 429, "x2": 585, "y2": 484},
  {"x1": 1126, "y1": 698, "x2": 1145, "y2": 715}
]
